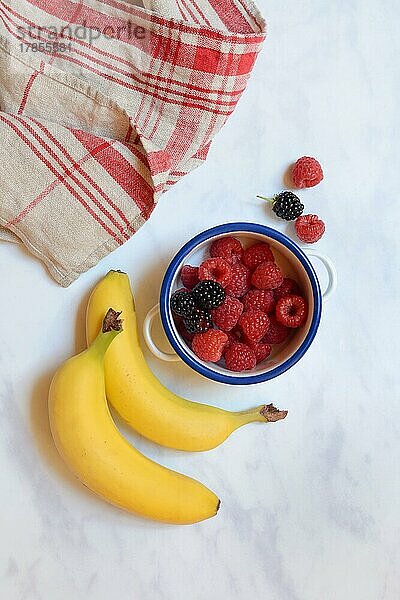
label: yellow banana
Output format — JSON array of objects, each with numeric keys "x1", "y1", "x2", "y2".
[
  {"x1": 86, "y1": 271, "x2": 287, "y2": 452},
  {"x1": 49, "y1": 309, "x2": 220, "y2": 524}
]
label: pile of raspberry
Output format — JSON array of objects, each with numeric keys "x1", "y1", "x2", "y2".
[{"x1": 170, "y1": 237, "x2": 308, "y2": 373}]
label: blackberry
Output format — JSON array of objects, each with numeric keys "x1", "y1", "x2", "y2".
[
  {"x1": 257, "y1": 191, "x2": 304, "y2": 221},
  {"x1": 183, "y1": 308, "x2": 212, "y2": 334},
  {"x1": 170, "y1": 289, "x2": 195, "y2": 317},
  {"x1": 192, "y1": 280, "x2": 225, "y2": 310}
]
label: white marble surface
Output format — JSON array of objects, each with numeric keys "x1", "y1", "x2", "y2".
[{"x1": 1, "y1": 1, "x2": 400, "y2": 598}]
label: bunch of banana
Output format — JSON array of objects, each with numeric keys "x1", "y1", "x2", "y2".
[{"x1": 49, "y1": 271, "x2": 287, "y2": 524}]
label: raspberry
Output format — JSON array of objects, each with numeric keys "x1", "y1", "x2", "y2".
[
  {"x1": 192, "y1": 329, "x2": 228, "y2": 362},
  {"x1": 180, "y1": 265, "x2": 199, "y2": 289},
  {"x1": 276, "y1": 295, "x2": 308, "y2": 328},
  {"x1": 242, "y1": 242, "x2": 274, "y2": 271},
  {"x1": 273, "y1": 278, "x2": 301, "y2": 301},
  {"x1": 183, "y1": 307, "x2": 212, "y2": 334},
  {"x1": 224, "y1": 330, "x2": 242, "y2": 350},
  {"x1": 238, "y1": 310, "x2": 270, "y2": 343},
  {"x1": 170, "y1": 289, "x2": 195, "y2": 317},
  {"x1": 198, "y1": 258, "x2": 232, "y2": 288},
  {"x1": 262, "y1": 315, "x2": 290, "y2": 345},
  {"x1": 251, "y1": 261, "x2": 284, "y2": 290},
  {"x1": 291, "y1": 156, "x2": 323, "y2": 189},
  {"x1": 224, "y1": 342, "x2": 256, "y2": 372},
  {"x1": 295, "y1": 214, "x2": 325, "y2": 243},
  {"x1": 224, "y1": 263, "x2": 251, "y2": 298},
  {"x1": 211, "y1": 296, "x2": 243, "y2": 332},
  {"x1": 245, "y1": 340, "x2": 272, "y2": 364},
  {"x1": 210, "y1": 237, "x2": 243, "y2": 264},
  {"x1": 192, "y1": 280, "x2": 225, "y2": 310},
  {"x1": 242, "y1": 289, "x2": 275, "y2": 314}
]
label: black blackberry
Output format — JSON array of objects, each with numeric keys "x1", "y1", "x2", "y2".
[
  {"x1": 192, "y1": 280, "x2": 225, "y2": 310},
  {"x1": 257, "y1": 191, "x2": 304, "y2": 221},
  {"x1": 170, "y1": 289, "x2": 195, "y2": 317},
  {"x1": 183, "y1": 308, "x2": 212, "y2": 334}
]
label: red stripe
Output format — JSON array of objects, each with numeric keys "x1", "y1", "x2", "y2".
[
  {"x1": 0, "y1": 114, "x2": 123, "y2": 243},
  {"x1": 17, "y1": 62, "x2": 44, "y2": 115},
  {"x1": 12, "y1": 115, "x2": 130, "y2": 241},
  {"x1": 187, "y1": 0, "x2": 213, "y2": 27},
  {"x1": 28, "y1": 118, "x2": 135, "y2": 234},
  {"x1": 72, "y1": 129, "x2": 155, "y2": 220},
  {"x1": 0, "y1": 3, "x2": 249, "y2": 99},
  {"x1": 179, "y1": 0, "x2": 201, "y2": 25},
  {"x1": 207, "y1": 0, "x2": 254, "y2": 33}
]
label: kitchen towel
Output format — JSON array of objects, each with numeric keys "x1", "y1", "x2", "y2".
[{"x1": 0, "y1": 0, "x2": 265, "y2": 286}]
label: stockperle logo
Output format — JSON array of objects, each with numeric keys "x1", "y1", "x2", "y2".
[{"x1": 17, "y1": 20, "x2": 147, "y2": 52}]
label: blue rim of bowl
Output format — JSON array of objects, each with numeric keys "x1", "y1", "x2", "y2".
[{"x1": 160, "y1": 223, "x2": 322, "y2": 385}]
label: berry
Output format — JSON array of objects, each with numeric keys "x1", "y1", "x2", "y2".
[
  {"x1": 251, "y1": 261, "x2": 284, "y2": 290},
  {"x1": 238, "y1": 310, "x2": 270, "y2": 343},
  {"x1": 210, "y1": 237, "x2": 243, "y2": 264},
  {"x1": 183, "y1": 307, "x2": 212, "y2": 334},
  {"x1": 224, "y1": 342, "x2": 256, "y2": 372},
  {"x1": 192, "y1": 280, "x2": 225, "y2": 310},
  {"x1": 291, "y1": 156, "x2": 323, "y2": 189},
  {"x1": 211, "y1": 296, "x2": 243, "y2": 332},
  {"x1": 242, "y1": 289, "x2": 275, "y2": 314},
  {"x1": 274, "y1": 278, "x2": 301, "y2": 301},
  {"x1": 272, "y1": 191, "x2": 304, "y2": 221},
  {"x1": 198, "y1": 258, "x2": 232, "y2": 288},
  {"x1": 224, "y1": 263, "x2": 251, "y2": 298},
  {"x1": 245, "y1": 340, "x2": 272, "y2": 364},
  {"x1": 242, "y1": 242, "x2": 274, "y2": 271},
  {"x1": 180, "y1": 265, "x2": 199, "y2": 289},
  {"x1": 176, "y1": 319, "x2": 195, "y2": 345},
  {"x1": 224, "y1": 330, "x2": 242, "y2": 350},
  {"x1": 262, "y1": 315, "x2": 290, "y2": 344},
  {"x1": 170, "y1": 289, "x2": 195, "y2": 317},
  {"x1": 276, "y1": 295, "x2": 308, "y2": 328},
  {"x1": 295, "y1": 214, "x2": 325, "y2": 243},
  {"x1": 192, "y1": 329, "x2": 228, "y2": 362}
]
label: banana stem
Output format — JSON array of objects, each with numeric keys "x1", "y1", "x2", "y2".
[
  {"x1": 234, "y1": 404, "x2": 288, "y2": 427},
  {"x1": 91, "y1": 308, "x2": 123, "y2": 356}
]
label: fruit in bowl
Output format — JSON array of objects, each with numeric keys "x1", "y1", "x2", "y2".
[{"x1": 170, "y1": 237, "x2": 308, "y2": 373}]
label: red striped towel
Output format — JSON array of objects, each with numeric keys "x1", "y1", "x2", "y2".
[{"x1": 0, "y1": 0, "x2": 265, "y2": 286}]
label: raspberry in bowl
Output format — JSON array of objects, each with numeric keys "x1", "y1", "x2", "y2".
[{"x1": 144, "y1": 223, "x2": 336, "y2": 385}]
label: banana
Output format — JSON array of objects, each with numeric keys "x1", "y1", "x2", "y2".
[
  {"x1": 49, "y1": 309, "x2": 220, "y2": 524},
  {"x1": 86, "y1": 271, "x2": 287, "y2": 452}
]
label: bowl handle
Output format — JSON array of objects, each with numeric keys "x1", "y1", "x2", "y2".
[
  {"x1": 143, "y1": 305, "x2": 180, "y2": 362},
  {"x1": 305, "y1": 251, "x2": 337, "y2": 301}
]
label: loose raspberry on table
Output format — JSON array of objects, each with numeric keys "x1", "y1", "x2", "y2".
[
  {"x1": 276, "y1": 295, "x2": 308, "y2": 328},
  {"x1": 224, "y1": 262, "x2": 251, "y2": 298},
  {"x1": 183, "y1": 307, "x2": 212, "y2": 334},
  {"x1": 295, "y1": 214, "x2": 325, "y2": 243},
  {"x1": 210, "y1": 237, "x2": 243, "y2": 264},
  {"x1": 211, "y1": 296, "x2": 243, "y2": 332},
  {"x1": 192, "y1": 280, "x2": 225, "y2": 310},
  {"x1": 170, "y1": 289, "x2": 195, "y2": 317},
  {"x1": 242, "y1": 242, "x2": 274, "y2": 271},
  {"x1": 192, "y1": 329, "x2": 228, "y2": 362},
  {"x1": 180, "y1": 265, "x2": 199, "y2": 289},
  {"x1": 224, "y1": 342, "x2": 256, "y2": 372},
  {"x1": 238, "y1": 310, "x2": 270, "y2": 343},
  {"x1": 291, "y1": 156, "x2": 323, "y2": 189},
  {"x1": 251, "y1": 261, "x2": 284, "y2": 290},
  {"x1": 262, "y1": 315, "x2": 290, "y2": 344},
  {"x1": 273, "y1": 278, "x2": 301, "y2": 301},
  {"x1": 198, "y1": 258, "x2": 232, "y2": 288},
  {"x1": 242, "y1": 289, "x2": 275, "y2": 314}
]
